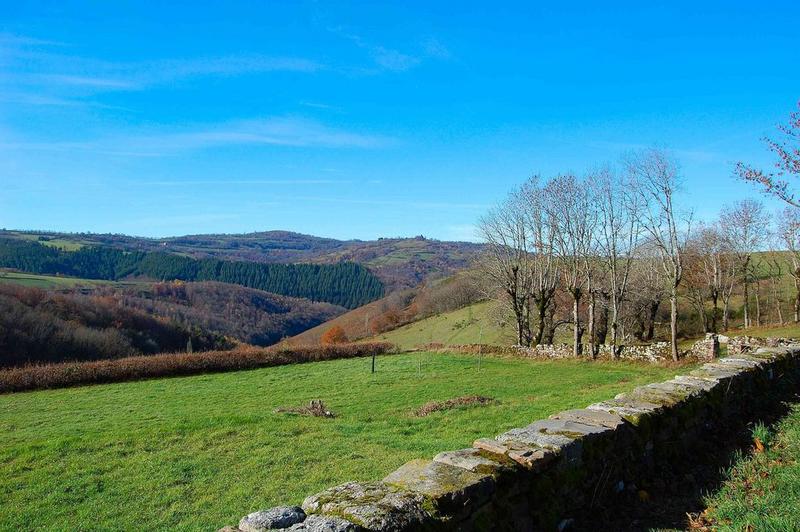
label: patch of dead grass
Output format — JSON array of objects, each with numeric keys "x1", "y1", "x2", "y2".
[{"x1": 414, "y1": 395, "x2": 495, "y2": 417}]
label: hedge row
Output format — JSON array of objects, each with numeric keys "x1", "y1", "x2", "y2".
[{"x1": 0, "y1": 342, "x2": 396, "y2": 394}]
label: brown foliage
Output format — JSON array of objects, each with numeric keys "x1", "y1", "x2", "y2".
[
  {"x1": 414, "y1": 395, "x2": 495, "y2": 417},
  {"x1": 0, "y1": 342, "x2": 395, "y2": 394},
  {"x1": 0, "y1": 284, "x2": 230, "y2": 367},
  {"x1": 275, "y1": 399, "x2": 336, "y2": 418},
  {"x1": 320, "y1": 325, "x2": 349, "y2": 344}
]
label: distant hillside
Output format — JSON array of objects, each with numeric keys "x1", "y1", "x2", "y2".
[
  {"x1": 373, "y1": 300, "x2": 515, "y2": 350},
  {"x1": 0, "y1": 284, "x2": 231, "y2": 367},
  {"x1": 1, "y1": 230, "x2": 483, "y2": 291},
  {"x1": 0, "y1": 237, "x2": 383, "y2": 308},
  {"x1": 290, "y1": 270, "x2": 483, "y2": 345},
  {"x1": 97, "y1": 281, "x2": 345, "y2": 346}
]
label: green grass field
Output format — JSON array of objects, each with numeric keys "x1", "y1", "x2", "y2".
[
  {"x1": 374, "y1": 301, "x2": 513, "y2": 348},
  {"x1": 703, "y1": 403, "x2": 800, "y2": 529},
  {"x1": 375, "y1": 301, "x2": 575, "y2": 349},
  {"x1": 0, "y1": 271, "x2": 142, "y2": 289},
  {"x1": 0, "y1": 352, "x2": 683, "y2": 530}
]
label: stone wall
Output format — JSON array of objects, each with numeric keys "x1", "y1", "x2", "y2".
[
  {"x1": 688, "y1": 333, "x2": 720, "y2": 361},
  {"x1": 222, "y1": 339, "x2": 800, "y2": 532},
  {"x1": 422, "y1": 342, "x2": 672, "y2": 363},
  {"x1": 727, "y1": 335, "x2": 797, "y2": 356}
]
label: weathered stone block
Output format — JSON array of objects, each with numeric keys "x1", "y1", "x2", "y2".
[
  {"x1": 549, "y1": 408, "x2": 626, "y2": 429},
  {"x1": 383, "y1": 459, "x2": 495, "y2": 518},
  {"x1": 670, "y1": 375, "x2": 721, "y2": 392},
  {"x1": 433, "y1": 448, "x2": 510, "y2": 475},
  {"x1": 287, "y1": 515, "x2": 359, "y2": 531},
  {"x1": 587, "y1": 398, "x2": 663, "y2": 426},
  {"x1": 473, "y1": 438, "x2": 556, "y2": 471},
  {"x1": 239, "y1": 506, "x2": 306, "y2": 531},
  {"x1": 302, "y1": 481, "x2": 429, "y2": 531}
]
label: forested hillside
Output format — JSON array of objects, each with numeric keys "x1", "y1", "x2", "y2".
[
  {"x1": 0, "y1": 238, "x2": 383, "y2": 308},
  {"x1": 0, "y1": 284, "x2": 231, "y2": 367},
  {"x1": 289, "y1": 271, "x2": 483, "y2": 344},
  {"x1": 1, "y1": 230, "x2": 483, "y2": 291},
  {"x1": 93, "y1": 281, "x2": 345, "y2": 346}
]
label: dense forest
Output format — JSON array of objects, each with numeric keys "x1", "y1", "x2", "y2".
[
  {"x1": 0, "y1": 238, "x2": 384, "y2": 308},
  {"x1": 0, "y1": 284, "x2": 231, "y2": 367}
]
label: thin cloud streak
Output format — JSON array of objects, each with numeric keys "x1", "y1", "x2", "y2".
[
  {"x1": 3, "y1": 36, "x2": 324, "y2": 93},
  {"x1": 139, "y1": 179, "x2": 354, "y2": 186},
  {"x1": 0, "y1": 117, "x2": 394, "y2": 156},
  {"x1": 290, "y1": 195, "x2": 488, "y2": 211}
]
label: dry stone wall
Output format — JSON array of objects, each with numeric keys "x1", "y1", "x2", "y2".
[
  {"x1": 221, "y1": 340, "x2": 800, "y2": 531},
  {"x1": 423, "y1": 342, "x2": 673, "y2": 362}
]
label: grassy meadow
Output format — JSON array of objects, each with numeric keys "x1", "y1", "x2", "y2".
[
  {"x1": 0, "y1": 271, "x2": 142, "y2": 290},
  {"x1": 704, "y1": 404, "x2": 800, "y2": 530},
  {"x1": 375, "y1": 301, "x2": 514, "y2": 348},
  {"x1": 0, "y1": 352, "x2": 683, "y2": 530}
]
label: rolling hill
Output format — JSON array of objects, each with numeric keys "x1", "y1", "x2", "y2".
[
  {"x1": 289, "y1": 270, "x2": 484, "y2": 345},
  {"x1": 0, "y1": 230, "x2": 484, "y2": 291}
]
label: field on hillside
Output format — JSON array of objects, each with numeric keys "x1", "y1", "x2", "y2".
[
  {"x1": 0, "y1": 271, "x2": 141, "y2": 289},
  {"x1": 375, "y1": 301, "x2": 513, "y2": 348},
  {"x1": 0, "y1": 353, "x2": 683, "y2": 530}
]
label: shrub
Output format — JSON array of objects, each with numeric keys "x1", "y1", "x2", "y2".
[
  {"x1": 320, "y1": 325, "x2": 349, "y2": 345},
  {"x1": 0, "y1": 342, "x2": 396, "y2": 394}
]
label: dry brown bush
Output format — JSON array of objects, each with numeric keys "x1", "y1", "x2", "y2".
[
  {"x1": 414, "y1": 395, "x2": 495, "y2": 417},
  {"x1": 0, "y1": 342, "x2": 395, "y2": 394}
]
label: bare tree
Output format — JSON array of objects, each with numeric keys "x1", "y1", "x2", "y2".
[
  {"x1": 684, "y1": 224, "x2": 731, "y2": 333},
  {"x1": 595, "y1": 167, "x2": 640, "y2": 356},
  {"x1": 626, "y1": 149, "x2": 690, "y2": 361},
  {"x1": 719, "y1": 199, "x2": 771, "y2": 329},
  {"x1": 545, "y1": 174, "x2": 597, "y2": 357},
  {"x1": 736, "y1": 100, "x2": 800, "y2": 207},
  {"x1": 519, "y1": 178, "x2": 560, "y2": 345},
  {"x1": 478, "y1": 187, "x2": 534, "y2": 346},
  {"x1": 778, "y1": 207, "x2": 800, "y2": 322},
  {"x1": 628, "y1": 243, "x2": 667, "y2": 342}
]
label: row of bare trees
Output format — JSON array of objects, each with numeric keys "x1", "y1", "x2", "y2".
[
  {"x1": 479, "y1": 147, "x2": 800, "y2": 361},
  {"x1": 480, "y1": 149, "x2": 690, "y2": 360}
]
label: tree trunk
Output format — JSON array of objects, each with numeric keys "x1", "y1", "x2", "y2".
[
  {"x1": 588, "y1": 291, "x2": 596, "y2": 359},
  {"x1": 572, "y1": 293, "x2": 582, "y2": 357},
  {"x1": 533, "y1": 297, "x2": 548, "y2": 346},
  {"x1": 743, "y1": 276, "x2": 750, "y2": 329},
  {"x1": 670, "y1": 286, "x2": 679, "y2": 362},
  {"x1": 543, "y1": 301, "x2": 557, "y2": 344},
  {"x1": 794, "y1": 277, "x2": 800, "y2": 323},
  {"x1": 610, "y1": 297, "x2": 620, "y2": 357},
  {"x1": 723, "y1": 299, "x2": 730, "y2": 330},
  {"x1": 755, "y1": 281, "x2": 762, "y2": 327},
  {"x1": 645, "y1": 300, "x2": 659, "y2": 342},
  {"x1": 710, "y1": 291, "x2": 719, "y2": 333},
  {"x1": 595, "y1": 302, "x2": 609, "y2": 350}
]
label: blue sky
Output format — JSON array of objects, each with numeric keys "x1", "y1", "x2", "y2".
[{"x1": 1, "y1": 1, "x2": 799, "y2": 241}]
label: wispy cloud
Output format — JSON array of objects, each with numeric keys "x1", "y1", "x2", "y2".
[
  {"x1": 299, "y1": 101, "x2": 341, "y2": 111},
  {"x1": 0, "y1": 117, "x2": 393, "y2": 156},
  {"x1": 0, "y1": 33, "x2": 66, "y2": 47},
  {"x1": 370, "y1": 45, "x2": 420, "y2": 72},
  {"x1": 327, "y1": 27, "x2": 450, "y2": 72},
  {"x1": 35, "y1": 73, "x2": 138, "y2": 89},
  {"x1": 422, "y1": 38, "x2": 452, "y2": 60},
  {"x1": 588, "y1": 140, "x2": 724, "y2": 164},
  {"x1": 291, "y1": 195, "x2": 487, "y2": 211},
  {"x1": 140, "y1": 179, "x2": 352, "y2": 186},
  {"x1": 2, "y1": 35, "x2": 323, "y2": 94}
]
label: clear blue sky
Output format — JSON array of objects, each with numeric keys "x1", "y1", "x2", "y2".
[{"x1": 1, "y1": 1, "x2": 799, "y2": 241}]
